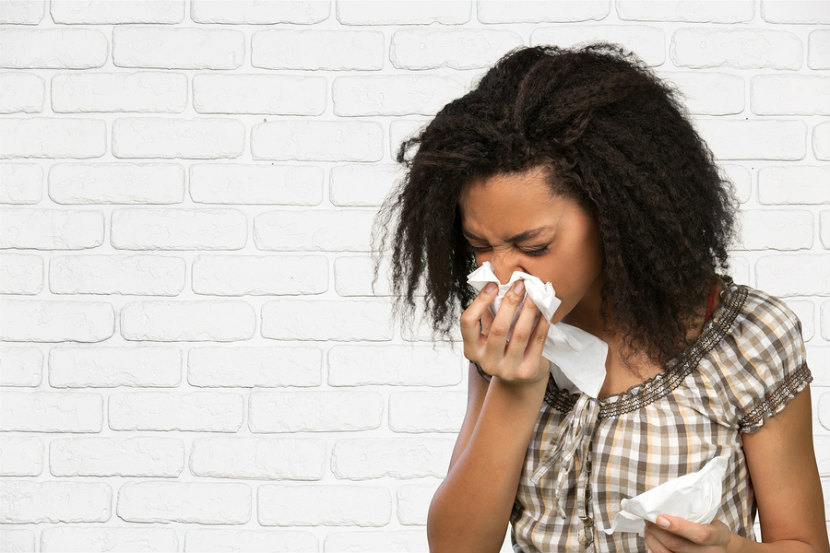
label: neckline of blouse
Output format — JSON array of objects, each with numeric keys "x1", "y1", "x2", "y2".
[{"x1": 543, "y1": 274, "x2": 749, "y2": 420}]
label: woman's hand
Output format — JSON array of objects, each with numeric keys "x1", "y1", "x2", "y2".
[
  {"x1": 644, "y1": 515, "x2": 733, "y2": 553},
  {"x1": 460, "y1": 279, "x2": 551, "y2": 386}
]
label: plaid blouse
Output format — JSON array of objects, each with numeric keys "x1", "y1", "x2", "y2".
[{"x1": 478, "y1": 276, "x2": 813, "y2": 552}]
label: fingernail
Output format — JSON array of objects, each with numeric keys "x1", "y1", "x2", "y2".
[
  {"x1": 656, "y1": 516, "x2": 670, "y2": 528},
  {"x1": 512, "y1": 280, "x2": 524, "y2": 294},
  {"x1": 484, "y1": 282, "x2": 496, "y2": 293}
]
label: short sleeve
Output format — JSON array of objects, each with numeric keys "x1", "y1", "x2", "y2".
[{"x1": 728, "y1": 291, "x2": 813, "y2": 434}]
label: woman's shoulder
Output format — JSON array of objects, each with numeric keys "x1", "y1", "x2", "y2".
[
  {"x1": 718, "y1": 276, "x2": 804, "y2": 345},
  {"x1": 702, "y1": 275, "x2": 811, "y2": 432}
]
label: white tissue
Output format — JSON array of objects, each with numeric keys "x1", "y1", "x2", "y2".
[
  {"x1": 604, "y1": 454, "x2": 729, "y2": 536},
  {"x1": 466, "y1": 262, "x2": 608, "y2": 397}
]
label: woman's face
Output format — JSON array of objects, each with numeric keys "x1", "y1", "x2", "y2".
[{"x1": 458, "y1": 166, "x2": 606, "y2": 327}]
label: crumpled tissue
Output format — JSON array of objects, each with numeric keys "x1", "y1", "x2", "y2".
[
  {"x1": 603, "y1": 454, "x2": 729, "y2": 536},
  {"x1": 466, "y1": 261, "x2": 608, "y2": 398}
]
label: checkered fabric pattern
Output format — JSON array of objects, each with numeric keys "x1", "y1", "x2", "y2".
[{"x1": 498, "y1": 277, "x2": 812, "y2": 552}]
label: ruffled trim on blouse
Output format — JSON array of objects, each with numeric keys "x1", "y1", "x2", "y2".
[
  {"x1": 544, "y1": 274, "x2": 747, "y2": 419},
  {"x1": 738, "y1": 361, "x2": 812, "y2": 433}
]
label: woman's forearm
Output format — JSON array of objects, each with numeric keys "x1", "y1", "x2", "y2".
[
  {"x1": 427, "y1": 374, "x2": 549, "y2": 553},
  {"x1": 729, "y1": 535, "x2": 826, "y2": 553}
]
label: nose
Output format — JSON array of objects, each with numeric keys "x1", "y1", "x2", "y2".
[{"x1": 489, "y1": 251, "x2": 524, "y2": 284}]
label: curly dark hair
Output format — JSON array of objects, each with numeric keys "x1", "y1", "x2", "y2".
[{"x1": 372, "y1": 43, "x2": 738, "y2": 368}]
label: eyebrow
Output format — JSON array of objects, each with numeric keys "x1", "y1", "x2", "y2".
[{"x1": 462, "y1": 226, "x2": 549, "y2": 243}]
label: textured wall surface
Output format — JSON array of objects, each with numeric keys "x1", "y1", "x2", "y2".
[{"x1": 0, "y1": 0, "x2": 828, "y2": 552}]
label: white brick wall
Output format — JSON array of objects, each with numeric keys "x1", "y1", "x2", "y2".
[{"x1": 0, "y1": 1, "x2": 827, "y2": 552}]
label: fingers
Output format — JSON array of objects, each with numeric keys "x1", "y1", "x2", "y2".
[
  {"x1": 644, "y1": 516, "x2": 731, "y2": 553},
  {"x1": 483, "y1": 279, "x2": 527, "y2": 363},
  {"x1": 459, "y1": 282, "x2": 498, "y2": 348}
]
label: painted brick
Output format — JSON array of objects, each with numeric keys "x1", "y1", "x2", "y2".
[
  {"x1": 0, "y1": 253, "x2": 43, "y2": 294},
  {"x1": 0, "y1": 436, "x2": 43, "y2": 476},
  {"x1": 51, "y1": 1, "x2": 183, "y2": 23},
  {"x1": 249, "y1": 391, "x2": 383, "y2": 432},
  {"x1": 0, "y1": 1, "x2": 44, "y2": 23},
  {"x1": 820, "y1": 391, "x2": 830, "y2": 431},
  {"x1": 758, "y1": 166, "x2": 830, "y2": 205},
  {"x1": 191, "y1": 0, "x2": 327, "y2": 23},
  {"x1": 0, "y1": 346, "x2": 42, "y2": 387},
  {"x1": 329, "y1": 164, "x2": 402, "y2": 207},
  {"x1": 808, "y1": 346, "x2": 830, "y2": 387},
  {"x1": 0, "y1": 391, "x2": 104, "y2": 434},
  {"x1": 111, "y1": 118, "x2": 245, "y2": 159},
  {"x1": 0, "y1": 300, "x2": 114, "y2": 342},
  {"x1": 52, "y1": 72, "x2": 187, "y2": 113},
  {"x1": 721, "y1": 164, "x2": 751, "y2": 203},
  {"x1": 188, "y1": 346, "x2": 322, "y2": 388},
  {"x1": 111, "y1": 208, "x2": 247, "y2": 250},
  {"x1": 184, "y1": 529, "x2": 317, "y2": 553},
  {"x1": 253, "y1": 209, "x2": 375, "y2": 251},
  {"x1": 814, "y1": 122, "x2": 830, "y2": 160},
  {"x1": 390, "y1": 119, "x2": 430, "y2": 158},
  {"x1": 756, "y1": 255, "x2": 830, "y2": 297},
  {"x1": 0, "y1": 118, "x2": 106, "y2": 158},
  {"x1": 671, "y1": 29, "x2": 802, "y2": 69},
  {"x1": 0, "y1": 163, "x2": 42, "y2": 204},
  {"x1": 390, "y1": 29, "x2": 523, "y2": 69},
  {"x1": 658, "y1": 71, "x2": 744, "y2": 115},
  {"x1": 117, "y1": 481, "x2": 250, "y2": 524},
  {"x1": 761, "y1": 0, "x2": 830, "y2": 24},
  {"x1": 735, "y1": 209, "x2": 813, "y2": 251},
  {"x1": 694, "y1": 120, "x2": 806, "y2": 160},
  {"x1": 401, "y1": 311, "x2": 464, "y2": 342},
  {"x1": 389, "y1": 391, "x2": 466, "y2": 432},
  {"x1": 193, "y1": 74, "x2": 326, "y2": 115},
  {"x1": 0, "y1": 208, "x2": 103, "y2": 249},
  {"x1": 751, "y1": 75, "x2": 830, "y2": 115},
  {"x1": 109, "y1": 392, "x2": 244, "y2": 432},
  {"x1": 112, "y1": 27, "x2": 244, "y2": 69},
  {"x1": 192, "y1": 254, "x2": 328, "y2": 295},
  {"x1": 324, "y1": 530, "x2": 429, "y2": 551},
  {"x1": 252, "y1": 30, "x2": 384, "y2": 71},
  {"x1": 785, "y1": 300, "x2": 815, "y2": 341},
  {"x1": 617, "y1": 0, "x2": 753, "y2": 22},
  {"x1": 0, "y1": 530, "x2": 34, "y2": 552},
  {"x1": 397, "y1": 483, "x2": 440, "y2": 525},
  {"x1": 50, "y1": 254, "x2": 185, "y2": 295},
  {"x1": 0, "y1": 481, "x2": 110, "y2": 523},
  {"x1": 333, "y1": 254, "x2": 396, "y2": 297},
  {"x1": 0, "y1": 71, "x2": 44, "y2": 113},
  {"x1": 49, "y1": 345, "x2": 182, "y2": 388},
  {"x1": 190, "y1": 437, "x2": 325, "y2": 480},
  {"x1": 814, "y1": 435, "x2": 830, "y2": 475},
  {"x1": 823, "y1": 302, "x2": 830, "y2": 341},
  {"x1": 328, "y1": 345, "x2": 463, "y2": 386},
  {"x1": 0, "y1": 29, "x2": 107, "y2": 69},
  {"x1": 49, "y1": 162, "x2": 185, "y2": 204},
  {"x1": 821, "y1": 211, "x2": 830, "y2": 249},
  {"x1": 531, "y1": 26, "x2": 665, "y2": 66},
  {"x1": 41, "y1": 527, "x2": 178, "y2": 552},
  {"x1": 333, "y1": 75, "x2": 466, "y2": 117},
  {"x1": 251, "y1": 120, "x2": 383, "y2": 162},
  {"x1": 336, "y1": 1, "x2": 470, "y2": 25},
  {"x1": 50, "y1": 437, "x2": 185, "y2": 477},
  {"x1": 261, "y1": 299, "x2": 393, "y2": 341},
  {"x1": 728, "y1": 255, "x2": 751, "y2": 286},
  {"x1": 809, "y1": 30, "x2": 830, "y2": 70},
  {"x1": 190, "y1": 164, "x2": 323, "y2": 205},
  {"x1": 258, "y1": 485, "x2": 391, "y2": 526},
  {"x1": 478, "y1": 0, "x2": 609, "y2": 22},
  {"x1": 120, "y1": 300, "x2": 255, "y2": 341},
  {"x1": 331, "y1": 438, "x2": 453, "y2": 479}
]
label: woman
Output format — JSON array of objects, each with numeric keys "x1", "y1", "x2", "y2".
[{"x1": 373, "y1": 44, "x2": 828, "y2": 553}]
